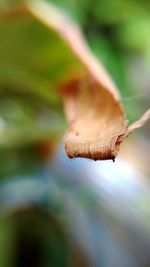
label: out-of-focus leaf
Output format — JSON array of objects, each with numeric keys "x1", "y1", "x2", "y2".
[
  {"x1": 0, "y1": 92, "x2": 65, "y2": 147},
  {"x1": 0, "y1": 0, "x2": 81, "y2": 146},
  {"x1": 0, "y1": 207, "x2": 68, "y2": 267}
]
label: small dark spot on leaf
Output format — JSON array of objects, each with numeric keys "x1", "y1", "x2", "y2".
[{"x1": 112, "y1": 156, "x2": 115, "y2": 162}]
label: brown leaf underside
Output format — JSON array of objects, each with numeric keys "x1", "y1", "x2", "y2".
[
  {"x1": 60, "y1": 76, "x2": 127, "y2": 160},
  {"x1": 26, "y1": 1, "x2": 150, "y2": 160},
  {"x1": 61, "y1": 76, "x2": 150, "y2": 160}
]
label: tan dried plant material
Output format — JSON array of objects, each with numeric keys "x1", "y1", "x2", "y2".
[{"x1": 5, "y1": 0, "x2": 150, "y2": 160}]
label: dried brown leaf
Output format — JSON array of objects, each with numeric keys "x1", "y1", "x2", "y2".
[{"x1": 18, "y1": 1, "x2": 150, "y2": 160}]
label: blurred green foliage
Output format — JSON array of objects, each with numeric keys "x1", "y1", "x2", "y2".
[
  {"x1": 0, "y1": 2, "x2": 82, "y2": 147},
  {"x1": 0, "y1": 207, "x2": 68, "y2": 267}
]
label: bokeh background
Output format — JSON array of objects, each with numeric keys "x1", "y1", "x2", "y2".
[{"x1": 0, "y1": 0, "x2": 150, "y2": 267}]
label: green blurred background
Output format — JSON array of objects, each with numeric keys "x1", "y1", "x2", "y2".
[{"x1": 0, "y1": 1, "x2": 150, "y2": 267}]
